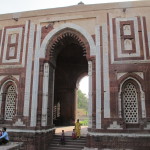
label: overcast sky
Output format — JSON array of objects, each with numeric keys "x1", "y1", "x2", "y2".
[{"x1": 0, "y1": 0, "x2": 138, "y2": 14}]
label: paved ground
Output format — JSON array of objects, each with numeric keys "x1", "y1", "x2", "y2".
[{"x1": 55, "y1": 126, "x2": 88, "y2": 137}]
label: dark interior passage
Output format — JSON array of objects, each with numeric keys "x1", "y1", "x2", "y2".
[{"x1": 52, "y1": 32, "x2": 88, "y2": 126}]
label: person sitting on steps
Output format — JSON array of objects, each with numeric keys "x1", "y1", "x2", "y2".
[{"x1": 0, "y1": 127, "x2": 9, "y2": 145}]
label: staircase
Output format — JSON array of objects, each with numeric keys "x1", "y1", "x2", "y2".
[{"x1": 48, "y1": 135, "x2": 86, "y2": 150}]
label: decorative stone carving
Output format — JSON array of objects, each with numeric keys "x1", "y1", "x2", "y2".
[
  {"x1": 123, "y1": 83, "x2": 138, "y2": 123},
  {"x1": 124, "y1": 39, "x2": 132, "y2": 50},
  {"x1": 117, "y1": 72, "x2": 127, "y2": 80},
  {"x1": 13, "y1": 118, "x2": 25, "y2": 126},
  {"x1": 107, "y1": 121, "x2": 122, "y2": 129},
  {"x1": 5, "y1": 85, "x2": 16, "y2": 120},
  {"x1": 144, "y1": 123, "x2": 150, "y2": 130},
  {"x1": 123, "y1": 24, "x2": 131, "y2": 35}
]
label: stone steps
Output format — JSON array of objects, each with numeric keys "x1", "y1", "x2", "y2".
[{"x1": 48, "y1": 135, "x2": 86, "y2": 150}]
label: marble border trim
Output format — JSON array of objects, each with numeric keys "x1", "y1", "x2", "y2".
[
  {"x1": 8, "y1": 127, "x2": 55, "y2": 133},
  {"x1": 23, "y1": 22, "x2": 35, "y2": 117},
  {"x1": 88, "y1": 131, "x2": 150, "y2": 137},
  {"x1": 102, "y1": 24, "x2": 110, "y2": 118},
  {"x1": 30, "y1": 24, "x2": 41, "y2": 126},
  {"x1": 88, "y1": 61, "x2": 92, "y2": 128},
  {"x1": 95, "y1": 25, "x2": 101, "y2": 129}
]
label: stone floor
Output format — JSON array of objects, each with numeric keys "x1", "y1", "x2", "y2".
[
  {"x1": 55, "y1": 126, "x2": 88, "y2": 136},
  {"x1": 0, "y1": 142, "x2": 23, "y2": 150}
]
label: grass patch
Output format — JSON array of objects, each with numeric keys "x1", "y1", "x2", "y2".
[{"x1": 80, "y1": 119, "x2": 88, "y2": 126}]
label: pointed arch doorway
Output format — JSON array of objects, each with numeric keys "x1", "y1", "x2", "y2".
[
  {"x1": 39, "y1": 26, "x2": 95, "y2": 127},
  {"x1": 49, "y1": 29, "x2": 89, "y2": 126}
]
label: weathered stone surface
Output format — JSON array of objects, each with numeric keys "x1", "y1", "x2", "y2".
[{"x1": 0, "y1": 1, "x2": 150, "y2": 150}]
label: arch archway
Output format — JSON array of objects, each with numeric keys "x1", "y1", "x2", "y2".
[
  {"x1": 36, "y1": 24, "x2": 96, "y2": 127},
  {"x1": 47, "y1": 28, "x2": 89, "y2": 126}
]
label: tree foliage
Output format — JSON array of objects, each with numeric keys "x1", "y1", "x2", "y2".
[{"x1": 77, "y1": 89, "x2": 88, "y2": 111}]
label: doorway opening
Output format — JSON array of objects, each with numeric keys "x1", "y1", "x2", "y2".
[
  {"x1": 49, "y1": 29, "x2": 89, "y2": 126},
  {"x1": 76, "y1": 76, "x2": 89, "y2": 126}
]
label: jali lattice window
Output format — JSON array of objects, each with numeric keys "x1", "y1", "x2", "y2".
[
  {"x1": 122, "y1": 82, "x2": 138, "y2": 123},
  {"x1": 5, "y1": 85, "x2": 16, "y2": 120}
]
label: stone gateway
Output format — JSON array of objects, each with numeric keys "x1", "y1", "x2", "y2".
[{"x1": 0, "y1": 1, "x2": 150, "y2": 149}]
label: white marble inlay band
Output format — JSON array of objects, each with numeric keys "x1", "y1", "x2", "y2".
[
  {"x1": 88, "y1": 131, "x2": 150, "y2": 137},
  {"x1": 30, "y1": 24, "x2": 41, "y2": 126},
  {"x1": 41, "y1": 63, "x2": 49, "y2": 126},
  {"x1": 7, "y1": 127, "x2": 55, "y2": 133},
  {"x1": 103, "y1": 24, "x2": 110, "y2": 118},
  {"x1": 88, "y1": 61, "x2": 92, "y2": 128},
  {"x1": 140, "y1": 16, "x2": 146, "y2": 60},
  {"x1": 0, "y1": 28, "x2": 4, "y2": 58},
  {"x1": 95, "y1": 25, "x2": 101, "y2": 129},
  {"x1": 23, "y1": 23, "x2": 35, "y2": 117}
]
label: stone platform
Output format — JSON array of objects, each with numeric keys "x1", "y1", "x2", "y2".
[{"x1": 0, "y1": 142, "x2": 23, "y2": 150}]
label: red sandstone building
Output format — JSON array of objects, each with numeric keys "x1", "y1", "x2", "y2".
[{"x1": 0, "y1": 1, "x2": 150, "y2": 149}]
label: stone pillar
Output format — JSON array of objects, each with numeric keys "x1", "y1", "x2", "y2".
[
  {"x1": 41, "y1": 62, "x2": 49, "y2": 126},
  {"x1": 47, "y1": 64, "x2": 55, "y2": 127},
  {"x1": 92, "y1": 58, "x2": 96, "y2": 129},
  {"x1": 57, "y1": 88, "x2": 76, "y2": 125},
  {"x1": 37, "y1": 60, "x2": 44, "y2": 127}
]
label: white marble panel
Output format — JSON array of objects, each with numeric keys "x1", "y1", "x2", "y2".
[
  {"x1": 11, "y1": 34, "x2": 17, "y2": 43},
  {"x1": 103, "y1": 24, "x2": 110, "y2": 118},
  {"x1": 140, "y1": 16, "x2": 146, "y2": 60},
  {"x1": 134, "y1": 72, "x2": 144, "y2": 79},
  {"x1": 117, "y1": 72, "x2": 127, "y2": 80},
  {"x1": 9, "y1": 47, "x2": 15, "y2": 57},
  {"x1": 2, "y1": 27, "x2": 23, "y2": 63},
  {"x1": 0, "y1": 28, "x2": 4, "y2": 58},
  {"x1": 123, "y1": 25, "x2": 131, "y2": 35},
  {"x1": 107, "y1": 121, "x2": 122, "y2": 130},
  {"x1": 116, "y1": 17, "x2": 140, "y2": 58},
  {"x1": 109, "y1": 13, "x2": 115, "y2": 64},
  {"x1": 23, "y1": 23, "x2": 35, "y2": 117},
  {"x1": 88, "y1": 61, "x2": 92, "y2": 128},
  {"x1": 41, "y1": 63, "x2": 49, "y2": 126},
  {"x1": 30, "y1": 24, "x2": 41, "y2": 126},
  {"x1": 13, "y1": 118, "x2": 25, "y2": 126},
  {"x1": 95, "y1": 25, "x2": 101, "y2": 129},
  {"x1": 124, "y1": 39, "x2": 132, "y2": 50}
]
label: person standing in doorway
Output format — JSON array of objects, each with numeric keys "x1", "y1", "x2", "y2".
[{"x1": 75, "y1": 119, "x2": 81, "y2": 138}]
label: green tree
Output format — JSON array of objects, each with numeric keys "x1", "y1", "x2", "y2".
[{"x1": 77, "y1": 89, "x2": 88, "y2": 111}]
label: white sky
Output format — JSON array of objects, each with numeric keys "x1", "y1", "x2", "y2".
[
  {"x1": 0, "y1": 0, "x2": 138, "y2": 14},
  {"x1": 79, "y1": 76, "x2": 89, "y2": 97}
]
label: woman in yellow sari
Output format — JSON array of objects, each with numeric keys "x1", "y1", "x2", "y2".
[{"x1": 75, "y1": 119, "x2": 81, "y2": 138}]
